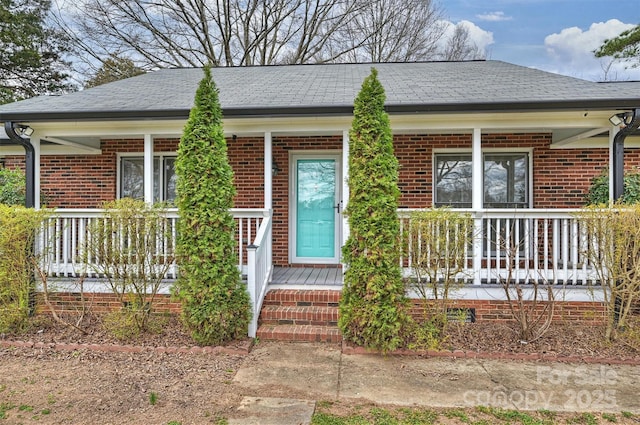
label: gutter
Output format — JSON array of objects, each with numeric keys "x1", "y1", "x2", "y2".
[{"x1": 3, "y1": 99, "x2": 640, "y2": 122}]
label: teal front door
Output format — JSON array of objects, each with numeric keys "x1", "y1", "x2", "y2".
[{"x1": 291, "y1": 155, "x2": 341, "y2": 263}]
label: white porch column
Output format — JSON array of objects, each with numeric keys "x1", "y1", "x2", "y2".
[
  {"x1": 264, "y1": 131, "x2": 272, "y2": 210},
  {"x1": 472, "y1": 128, "x2": 483, "y2": 285},
  {"x1": 342, "y1": 130, "x2": 350, "y2": 249},
  {"x1": 144, "y1": 134, "x2": 154, "y2": 204},
  {"x1": 32, "y1": 137, "x2": 41, "y2": 210},
  {"x1": 609, "y1": 125, "x2": 618, "y2": 205}
]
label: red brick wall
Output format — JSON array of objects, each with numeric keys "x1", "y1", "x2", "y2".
[
  {"x1": 230, "y1": 137, "x2": 265, "y2": 208},
  {"x1": 394, "y1": 132, "x2": 640, "y2": 209},
  {"x1": 395, "y1": 133, "x2": 470, "y2": 207},
  {"x1": 3, "y1": 137, "x2": 266, "y2": 208}
]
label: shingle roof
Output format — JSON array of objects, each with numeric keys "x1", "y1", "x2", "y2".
[{"x1": 0, "y1": 60, "x2": 638, "y2": 122}]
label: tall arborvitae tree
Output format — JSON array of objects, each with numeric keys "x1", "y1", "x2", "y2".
[
  {"x1": 174, "y1": 66, "x2": 251, "y2": 345},
  {"x1": 339, "y1": 68, "x2": 409, "y2": 352}
]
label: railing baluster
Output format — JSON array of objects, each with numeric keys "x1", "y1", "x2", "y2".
[
  {"x1": 552, "y1": 218, "x2": 559, "y2": 284},
  {"x1": 238, "y1": 216, "x2": 244, "y2": 272},
  {"x1": 531, "y1": 218, "x2": 540, "y2": 279},
  {"x1": 571, "y1": 218, "x2": 578, "y2": 285},
  {"x1": 562, "y1": 218, "x2": 569, "y2": 284}
]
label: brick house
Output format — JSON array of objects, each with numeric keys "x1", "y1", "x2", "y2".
[{"x1": 1, "y1": 61, "x2": 639, "y2": 340}]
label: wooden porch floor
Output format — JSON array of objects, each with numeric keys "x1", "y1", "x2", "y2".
[{"x1": 271, "y1": 266, "x2": 343, "y2": 287}]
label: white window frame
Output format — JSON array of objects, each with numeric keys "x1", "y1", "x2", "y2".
[
  {"x1": 117, "y1": 152, "x2": 177, "y2": 203},
  {"x1": 433, "y1": 148, "x2": 533, "y2": 209}
]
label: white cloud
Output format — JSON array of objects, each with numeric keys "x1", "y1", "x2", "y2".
[
  {"x1": 459, "y1": 21, "x2": 495, "y2": 51},
  {"x1": 543, "y1": 19, "x2": 640, "y2": 81},
  {"x1": 476, "y1": 11, "x2": 512, "y2": 22},
  {"x1": 440, "y1": 20, "x2": 494, "y2": 54}
]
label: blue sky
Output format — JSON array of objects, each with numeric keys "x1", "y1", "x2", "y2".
[{"x1": 439, "y1": 0, "x2": 640, "y2": 81}]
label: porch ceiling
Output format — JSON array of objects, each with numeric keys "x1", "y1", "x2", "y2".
[{"x1": 3, "y1": 109, "x2": 640, "y2": 154}]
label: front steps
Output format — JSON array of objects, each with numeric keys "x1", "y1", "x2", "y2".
[{"x1": 256, "y1": 289, "x2": 342, "y2": 343}]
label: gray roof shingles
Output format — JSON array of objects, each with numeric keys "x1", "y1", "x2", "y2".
[{"x1": 0, "y1": 60, "x2": 638, "y2": 121}]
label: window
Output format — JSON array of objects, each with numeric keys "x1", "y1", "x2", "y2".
[
  {"x1": 435, "y1": 154, "x2": 472, "y2": 208},
  {"x1": 120, "y1": 155, "x2": 177, "y2": 203},
  {"x1": 483, "y1": 154, "x2": 528, "y2": 208},
  {"x1": 434, "y1": 152, "x2": 529, "y2": 208}
]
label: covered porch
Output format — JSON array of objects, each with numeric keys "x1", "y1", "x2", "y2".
[
  {"x1": 5, "y1": 105, "x2": 640, "y2": 339},
  {"x1": 40, "y1": 207, "x2": 601, "y2": 288}
]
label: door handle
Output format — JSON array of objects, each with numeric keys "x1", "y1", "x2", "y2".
[{"x1": 334, "y1": 202, "x2": 341, "y2": 213}]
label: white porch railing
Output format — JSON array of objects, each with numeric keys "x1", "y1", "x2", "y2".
[
  {"x1": 39, "y1": 207, "x2": 273, "y2": 338},
  {"x1": 398, "y1": 209, "x2": 599, "y2": 286},
  {"x1": 39, "y1": 208, "x2": 270, "y2": 279},
  {"x1": 247, "y1": 213, "x2": 273, "y2": 338}
]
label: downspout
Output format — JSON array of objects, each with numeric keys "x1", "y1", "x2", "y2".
[
  {"x1": 612, "y1": 108, "x2": 640, "y2": 201},
  {"x1": 610, "y1": 108, "x2": 640, "y2": 326},
  {"x1": 3, "y1": 121, "x2": 35, "y2": 208}
]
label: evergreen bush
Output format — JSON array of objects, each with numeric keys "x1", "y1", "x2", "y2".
[
  {"x1": 586, "y1": 169, "x2": 640, "y2": 205},
  {"x1": 0, "y1": 168, "x2": 26, "y2": 206},
  {"x1": 173, "y1": 66, "x2": 251, "y2": 345},
  {"x1": 338, "y1": 68, "x2": 409, "y2": 352}
]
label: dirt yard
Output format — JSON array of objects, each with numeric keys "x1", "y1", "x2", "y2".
[
  {"x1": 0, "y1": 346, "x2": 246, "y2": 424},
  {"x1": 1, "y1": 314, "x2": 639, "y2": 424}
]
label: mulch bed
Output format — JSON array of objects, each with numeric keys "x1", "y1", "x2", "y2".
[{"x1": 2, "y1": 312, "x2": 639, "y2": 362}]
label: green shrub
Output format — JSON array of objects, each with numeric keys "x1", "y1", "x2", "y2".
[
  {"x1": 0, "y1": 205, "x2": 47, "y2": 333},
  {"x1": 338, "y1": 68, "x2": 409, "y2": 352},
  {"x1": 173, "y1": 66, "x2": 251, "y2": 345},
  {"x1": 0, "y1": 168, "x2": 25, "y2": 206},
  {"x1": 586, "y1": 169, "x2": 640, "y2": 205}
]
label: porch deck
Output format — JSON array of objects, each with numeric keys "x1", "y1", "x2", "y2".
[{"x1": 271, "y1": 266, "x2": 343, "y2": 287}]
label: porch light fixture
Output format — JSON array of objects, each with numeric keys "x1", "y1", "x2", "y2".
[
  {"x1": 612, "y1": 108, "x2": 640, "y2": 201},
  {"x1": 16, "y1": 124, "x2": 34, "y2": 137},
  {"x1": 272, "y1": 160, "x2": 280, "y2": 176},
  {"x1": 4, "y1": 122, "x2": 35, "y2": 208},
  {"x1": 609, "y1": 112, "x2": 634, "y2": 127}
]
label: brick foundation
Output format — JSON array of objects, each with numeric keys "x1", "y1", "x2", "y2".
[
  {"x1": 35, "y1": 292, "x2": 182, "y2": 315},
  {"x1": 35, "y1": 289, "x2": 605, "y2": 326},
  {"x1": 408, "y1": 299, "x2": 606, "y2": 325}
]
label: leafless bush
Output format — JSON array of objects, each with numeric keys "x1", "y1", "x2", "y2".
[{"x1": 576, "y1": 204, "x2": 640, "y2": 341}]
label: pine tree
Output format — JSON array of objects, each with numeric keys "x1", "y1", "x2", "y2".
[
  {"x1": 339, "y1": 68, "x2": 409, "y2": 352},
  {"x1": 174, "y1": 66, "x2": 251, "y2": 345},
  {"x1": 0, "y1": 0, "x2": 73, "y2": 103},
  {"x1": 85, "y1": 56, "x2": 145, "y2": 88}
]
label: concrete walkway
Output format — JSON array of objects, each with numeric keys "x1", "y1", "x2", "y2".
[{"x1": 232, "y1": 342, "x2": 640, "y2": 423}]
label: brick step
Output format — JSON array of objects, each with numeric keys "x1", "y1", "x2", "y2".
[
  {"x1": 256, "y1": 324, "x2": 342, "y2": 343},
  {"x1": 259, "y1": 305, "x2": 339, "y2": 326},
  {"x1": 262, "y1": 289, "x2": 341, "y2": 307}
]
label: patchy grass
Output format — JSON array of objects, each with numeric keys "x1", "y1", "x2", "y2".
[{"x1": 312, "y1": 403, "x2": 640, "y2": 425}]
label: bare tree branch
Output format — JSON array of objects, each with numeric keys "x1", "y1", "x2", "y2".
[{"x1": 56, "y1": 0, "x2": 485, "y2": 81}]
